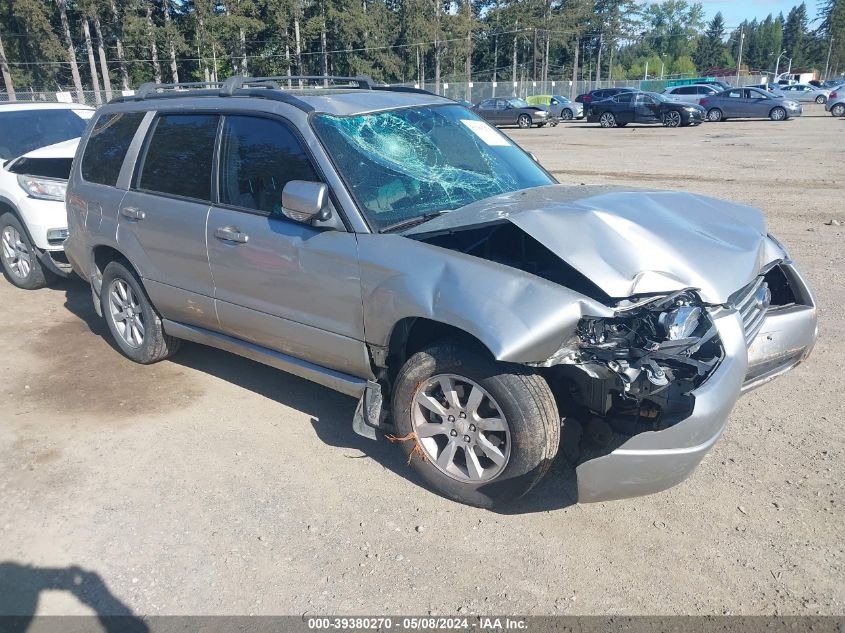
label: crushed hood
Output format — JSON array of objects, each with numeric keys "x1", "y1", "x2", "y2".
[{"x1": 407, "y1": 185, "x2": 785, "y2": 304}]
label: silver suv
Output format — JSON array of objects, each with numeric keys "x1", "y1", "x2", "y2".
[{"x1": 65, "y1": 77, "x2": 818, "y2": 507}]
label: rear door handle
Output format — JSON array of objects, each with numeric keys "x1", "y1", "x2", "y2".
[
  {"x1": 120, "y1": 206, "x2": 145, "y2": 221},
  {"x1": 214, "y1": 226, "x2": 249, "y2": 244}
]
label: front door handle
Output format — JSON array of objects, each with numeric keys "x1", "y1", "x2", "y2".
[
  {"x1": 120, "y1": 206, "x2": 145, "y2": 221},
  {"x1": 214, "y1": 226, "x2": 249, "y2": 244}
]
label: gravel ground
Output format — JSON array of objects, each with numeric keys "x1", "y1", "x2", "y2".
[{"x1": 0, "y1": 105, "x2": 842, "y2": 618}]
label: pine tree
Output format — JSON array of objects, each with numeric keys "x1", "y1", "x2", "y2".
[
  {"x1": 783, "y1": 3, "x2": 809, "y2": 70},
  {"x1": 695, "y1": 11, "x2": 727, "y2": 71}
]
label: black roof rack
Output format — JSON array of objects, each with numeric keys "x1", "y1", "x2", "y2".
[
  {"x1": 110, "y1": 75, "x2": 437, "y2": 109},
  {"x1": 136, "y1": 81, "x2": 224, "y2": 99},
  {"x1": 220, "y1": 75, "x2": 377, "y2": 95}
]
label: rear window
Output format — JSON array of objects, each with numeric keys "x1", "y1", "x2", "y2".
[
  {"x1": 81, "y1": 112, "x2": 145, "y2": 186},
  {"x1": 0, "y1": 109, "x2": 88, "y2": 160},
  {"x1": 137, "y1": 114, "x2": 218, "y2": 201},
  {"x1": 8, "y1": 157, "x2": 73, "y2": 180}
]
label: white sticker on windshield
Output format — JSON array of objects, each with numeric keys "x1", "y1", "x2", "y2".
[{"x1": 460, "y1": 119, "x2": 510, "y2": 146}]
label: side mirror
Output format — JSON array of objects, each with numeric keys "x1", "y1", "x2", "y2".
[{"x1": 281, "y1": 180, "x2": 329, "y2": 223}]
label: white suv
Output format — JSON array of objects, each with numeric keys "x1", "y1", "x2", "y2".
[{"x1": 0, "y1": 102, "x2": 94, "y2": 289}]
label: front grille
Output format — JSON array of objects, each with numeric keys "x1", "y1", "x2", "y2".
[{"x1": 731, "y1": 276, "x2": 771, "y2": 344}]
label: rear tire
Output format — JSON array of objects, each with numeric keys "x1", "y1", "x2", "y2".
[
  {"x1": 100, "y1": 260, "x2": 180, "y2": 364},
  {"x1": 831, "y1": 103, "x2": 845, "y2": 117},
  {"x1": 0, "y1": 212, "x2": 54, "y2": 290},
  {"x1": 391, "y1": 342, "x2": 560, "y2": 508},
  {"x1": 707, "y1": 108, "x2": 723, "y2": 122},
  {"x1": 815, "y1": 95, "x2": 827, "y2": 104}
]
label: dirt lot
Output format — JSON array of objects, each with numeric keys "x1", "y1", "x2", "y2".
[{"x1": 0, "y1": 105, "x2": 842, "y2": 618}]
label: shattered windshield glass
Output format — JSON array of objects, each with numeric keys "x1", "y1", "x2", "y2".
[{"x1": 312, "y1": 105, "x2": 553, "y2": 231}]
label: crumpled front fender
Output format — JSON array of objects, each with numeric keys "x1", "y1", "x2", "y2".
[{"x1": 356, "y1": 233, "x2": 613, "y2": 364}]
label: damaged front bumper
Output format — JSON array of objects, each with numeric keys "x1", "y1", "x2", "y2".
[{"x1": 576, "y1": 262, "x2": 817, "y2": 503}]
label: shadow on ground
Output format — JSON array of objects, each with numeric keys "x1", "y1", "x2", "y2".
[
  {"x1": 0, "y1": 562, "x2": 147, "y2": 632},
  {"x1": 58, "y1": 276, "x2": 577, "y2": 514}
]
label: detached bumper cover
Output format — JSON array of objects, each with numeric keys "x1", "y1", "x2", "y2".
[{"x1": 576, "y1": 262, "x2": 817, "y2": 503}]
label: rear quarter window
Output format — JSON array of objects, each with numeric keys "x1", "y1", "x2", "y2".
[{"x1": 81, "y1": 112, "x2": 145, "y2": 186}]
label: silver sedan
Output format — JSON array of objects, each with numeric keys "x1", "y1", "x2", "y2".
[
  {"x1": 778, "y1": 83, "x2": 831, "y2": 104},
  {"x1": 701, "y1": 87, "x2": 802, "y2": 121}
]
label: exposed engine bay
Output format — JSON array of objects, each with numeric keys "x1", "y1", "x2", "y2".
[{"x1": 414, "y1": 221, "x2": 726, "y2": 458}]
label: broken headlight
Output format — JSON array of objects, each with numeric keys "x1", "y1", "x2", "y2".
[
  {"x1": 659, "y1": 306, "x2": 701, "y2": 340},
  {"x1": 575, "y1": 291, "x2": 721, "y2": 397}
]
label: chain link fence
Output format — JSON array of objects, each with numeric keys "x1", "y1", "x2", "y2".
[{"x1": 1, "y1": 75, "x2": 767, "y2": 107}]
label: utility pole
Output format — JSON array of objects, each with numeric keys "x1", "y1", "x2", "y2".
[
  {"x1": 595, "y1": 32, "x2": 603, "y2": 84},
  {"x1": 492, "y1": 33, "x2": 498, "y2": 96},
  {"x1": 512, "y1": 19, "x2": 518, "y2": 86},
  {"x1": 570, "y1": 36, "x2": 579, "y2": 100},
  {"x1": 824, "y1": 35, "x2": 835, "y2": 80},
  {"x1": 735, "y1": 28, "x2": 745, "y2": 85}
]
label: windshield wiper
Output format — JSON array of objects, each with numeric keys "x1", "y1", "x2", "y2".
[{"x1": 378, "y1": 210, "x2": 450, "y2": 234}]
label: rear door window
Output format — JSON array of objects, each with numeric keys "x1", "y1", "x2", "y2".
[
  {"x1": 218, "y1": 115, "x2": 318, "y2": 216},
  {"x1": 137, "y1": 114, "x2": 219, "y2": 201},
  {"x1": 81, "y1": 111, "x2": 145, "y2": 186}
]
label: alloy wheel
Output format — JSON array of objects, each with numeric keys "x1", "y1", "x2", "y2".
[
  {"x1": 832, "y1": 103, "x2": 845, "y2": 117},
  {"x1": 411, "y1": 373, "x2": 511, "y2": 483},
  {"x1": 107, "y1": 278, "x2": 146, "y2": 348},
  {"x1": 816, "y1": 95, "x2": 827, "y2": 104},
  {"x1": 517, "y1": 114, "x2": 531, "y2": 128},
  {"x1": 707, "y1": 108, "x2": 722, "y2": 122},
  {"x1": 664, "y1": 111, "x2": 682, "y2": 127},
  {"x1": 1, "y1": 226, "x2": 32, "y2": 280},
  {"x1": 599, "y1": 112, "x2": 616, "y2": 128},
  {"x1": 771, "y1": 107, "x2": 786, "y2": 121},
  {"x1": 562, "y1": 109, "x2": 573, "y2": 120}
]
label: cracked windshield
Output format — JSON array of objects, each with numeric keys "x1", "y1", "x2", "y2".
[{"x1": 312, "y1": 105, "x2": 553, "y2": 231}]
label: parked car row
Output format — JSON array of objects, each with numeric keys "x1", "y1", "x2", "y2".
[
  {"x1": 469, "y1": 79, "x2": 842, "y2": 130},
  {"x1": 0, "y1": 78, "x2": 819, "y2": 508}
]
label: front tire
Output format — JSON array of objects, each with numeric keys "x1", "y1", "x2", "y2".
[
  {"x1": 599, "y1": 112, "x2": 616, "y2": 128},
  {"x1": 100, "y1": 260, "x2": 180, "y2": 364},
  {"x1": 770, "y1": 106, "x2": 787, "y2": 121},
  {"x1": 561, "y1": 108, "x2": 574, "y2": 121},
  {"x1": 517, "y1": 114, "x2": 532, "y2": 128},
  {"x1": 391, "y1": 342, "x2": 560, "y2": 508},
  {"x1": 663, "y1": 110, "x2": 682, "y2": 127},
  {"x1": 0, "y1": 212, "x2": 54, "y2": 290}
]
